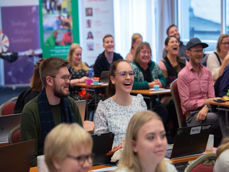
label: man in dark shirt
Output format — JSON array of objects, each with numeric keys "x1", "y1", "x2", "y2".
[
  {"x1": 162, "y1": 24, "x2": 187, "y2": 60},
  {"x1": 20, "y1": 57, "x2": 82, "y2": 166},
  {"x1": 94, "y1": 34, "x2": 123, "y2": 77}
]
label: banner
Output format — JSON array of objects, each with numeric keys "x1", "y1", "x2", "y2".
[
  {"x1": 79, "y1": 0, "x2": 114, "y2": 65},
  {"x1": 39, "y1": 0, "x2": 79, "y2": 59}
]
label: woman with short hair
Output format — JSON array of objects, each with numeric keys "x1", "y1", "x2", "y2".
[{"x1": 44, "y1": 123, "x2": 93, "y2": 172}]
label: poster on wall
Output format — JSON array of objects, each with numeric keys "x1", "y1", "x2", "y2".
[
  {"x1": 39, "y1": 0, "x2": 79, "y2": 59},
  {"x1": 0, "y1": 1, "x2": 40, "y2": 85},
  {"x1": 79, "y1": 0, "x2": 114, "y2": 65}
]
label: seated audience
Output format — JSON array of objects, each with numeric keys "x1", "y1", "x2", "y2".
[
  {"x1": 116, "y1": 110, "x2": 177, "y2": 172},
  {"x1": 125, "y1": 33, "x2": 143, "y2": 63},
  {"x1": 214, "y1": 137, "x2": 229, "y2": 172},
  {"x1": 159, "y1": 36, "x2": 186, "y2": 140},
  {"x1": 162, "y1": 24, "x2": 187, "y2": 60},
  {"x1": 21, "y1": 57, "x2": 82, "y2": 166},
  {"x1": 207, "y1": 34, "x2": 229, "y2": 81},
  {"x1": 94, "y1": 60, "x2": 147, "y2": 147},
  {"x1": 94, "y1": 34, "x2": 123, "y2": 77},
  {"x1": 14, "y1": 59, "x2": 43, "y2": 113},
  {"x1": 159, "y1": 36, "x2": 186, "y2": 88},
  {"x1": 67, "y1": 43, "x2": 89, "y2": 100},
  {"x1": 214, "y1": 64, "x2": 229, "y2": 97},
  {"x1": 177, "y1": 38, "x2": 218, "y2": 127},
  {"x1": 130, "y1": 42, "x2": 168, "y2": 125},
  {"x1": 44, "y1": 123, "x2": 93, "y2": 172}
]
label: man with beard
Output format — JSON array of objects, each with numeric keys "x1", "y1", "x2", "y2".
[
  {"x1": 20, "y1": 57, "x2": 82, "y2": 166},
  {"x1": 94, "y1": 34, "x2": 123, "y2": 77},
  {"x1": 162, "y1": 24, "x2": 187, "y2": 60},
  {"x1": 177, "y1": 38, "x2": 218, "y2": 127}
]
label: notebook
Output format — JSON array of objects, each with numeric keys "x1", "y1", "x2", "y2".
[
  {"x1": 0, "y1": 139, "x2": 35, "y2": 172},
  {"x1": 0, "y1": 113, "x2": 21, "y2": 143},
  {"x1": 166, "y1": 125, "x2": 212, "y2": 159},
  {"x1": 99, "y1": 71, "x2": 109, "y2": 83},
  {"x1": 75, "y1": 100, "x2": 86, "y2": 121},
  {"x1": 91, "y1": 132, "x2": 114, "y2": 165}
]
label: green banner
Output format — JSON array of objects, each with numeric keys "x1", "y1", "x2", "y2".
[{"x1": 39, "y1": 0, "x2": 79, "y2": 59}]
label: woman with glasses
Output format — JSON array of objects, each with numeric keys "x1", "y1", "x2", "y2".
[
  {"x1": 94, "y1": 59, "x2": 147, "y2": 147},
  {"x1": 207, "y1": 34, "x2": 229, "y2": 81},
  {"x1": 67, "y1": 43, "x2": 90, "y2": 100},
  {"x1": 44, "y1": 123, "x2": 93, "y2": 172},
  {"x1": 116, "y1": 110, "x2": 177, "y2": 172},
  {"x1": 130, "y1": 42, "x2": 168, "y2": 127}
]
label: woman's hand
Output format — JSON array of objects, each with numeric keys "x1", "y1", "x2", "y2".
[
  {"x1": 79, "y1": 76, "x2": 89, "y2": 83},
  {"x1": 148, "y1": 79, "x2": 162, "y2": 88}
]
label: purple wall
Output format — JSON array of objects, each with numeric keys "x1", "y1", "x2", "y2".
[{"x1": 1, "y1": 6, "x2": 40, "y2": 85}]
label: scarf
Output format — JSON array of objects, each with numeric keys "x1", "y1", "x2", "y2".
[{"x1": 38, "y1": 89, "x2": 76, "y2": 146}]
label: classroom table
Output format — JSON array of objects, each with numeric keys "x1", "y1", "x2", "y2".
[
  {"x1": 29, "y1": 164, "x2": 111, "y2": 172},
  {"x1": 131, "y1": 88, "x2": 171, "y2": 109},
  {"x1": 208, "y1": 98, "x2": 229, "y2": 137}
]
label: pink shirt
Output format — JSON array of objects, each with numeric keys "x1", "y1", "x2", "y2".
[{"x1": 177, "y1": 62, "x2": 215, "y2": 115}]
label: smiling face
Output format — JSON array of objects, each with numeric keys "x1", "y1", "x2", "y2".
[
  {"x1": 165, "y1": 37, "x2": 179, "y2": 56},
  {"x1": 54, "y1": 146, "x2": 92, "y2": 172},
  {"x1": 110, "y1": 61, "x2": 134, "y2": 94},
  {"x1": 168, "y1": 26, "x2": 180, "y2": 40},
  {"x1": 72, "y1": 47, "x2": 82, "y2": 66},
  {"x1": 219, "y1": 37, "x2": 229, "y2": 54},
  {"x1": 103, "y1": 36, "x2": 114, "y2": 53},
  {"x1": 133, "y1": 118, "x2": 167, "y2": 166},
  {"x1": 187, "y1": 45, "x2": 204, "y2": 66},
  {"x1": 52, "y1": 67, "x2": 70, "y2": 98},
  {"x1": 138, "y1": 46, "x2": 151, "y2": 67}
]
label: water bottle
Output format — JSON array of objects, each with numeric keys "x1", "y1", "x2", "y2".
[{"x1": 88, "y1": 66, "x2": 94, "y2": 79}]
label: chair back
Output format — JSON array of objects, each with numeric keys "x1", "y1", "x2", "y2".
[
  {"x1": 170, "y1": 79, "x2": 185, "y2": 128},
  {"x1": 0, "y1": 97, "x2": 17, "y2": 116},
  {"x1": 8, "y1": 125, "x2": 20, "y2": 144},
  {"x1": 184, "y1": 153, "x2": 216, "y2": 172}
]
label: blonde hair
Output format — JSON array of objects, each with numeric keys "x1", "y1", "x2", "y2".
[
  {"x1": 67, "y1": 43, "x2": 89, "y2": 71},
  {"x1": 44, "y1": 123, "x2": 93, "y2": 172},
  {"x1": 117, "y1": 110, "x2": 167, "y2": 172},
  {"x1": 133, "y1": 42, "x2": 152, "y2": 65},
  {"x1": 216, "y1": 34, "x2": 229, "y2": 53},
  {"x1": 216, "y1": 137, "x2": 229, "y2": 158},
  {"x1": 131, "y1": 33, "x2": 142, "y2": 49}
]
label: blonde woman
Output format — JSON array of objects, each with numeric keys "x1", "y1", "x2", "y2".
[
  {"x1": 126, "y1": 33, "x2": 143, "y2": 63},
  {"x1": 116, "y1": 111, "x2": 177, "y2": 172},
  {"x1": 67, "y1": 43, "x2": 90, "y2": 99},
  {"x1": 44, "y1": 123, "x2": 93, "y2": 172}
]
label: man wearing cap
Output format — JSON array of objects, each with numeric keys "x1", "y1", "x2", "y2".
[{"x1": 177, "y1": 37, "x2": 218, "y2": 127}]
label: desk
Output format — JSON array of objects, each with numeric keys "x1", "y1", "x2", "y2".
[
  {"x1": 74, "y1": 82, "x2": 108, "y2": 120},
  {"x1": 131, "y1": 89, "x2": 171, "y2": 109},
  {"x1": 75, "y1": 82, "x2": 108, "y2": 89},
  {"x1": 29, "y1": 165, "x2": 111, "y2": 172},
  {"x1": 208, "y1": 98, "x2": 229, "y2": 137}
]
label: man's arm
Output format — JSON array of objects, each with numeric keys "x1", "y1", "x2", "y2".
[{"x1": 177, "y1": 73, "x2": 204, "y2": 114}]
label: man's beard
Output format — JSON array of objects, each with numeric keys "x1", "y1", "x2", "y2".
[{"x1": 53, "y1": 85, "x2": 69, "y2": 98}]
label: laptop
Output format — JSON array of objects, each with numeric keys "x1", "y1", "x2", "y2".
[
  {"x1": 0, "y1": 113, "x2": 21, "y2": 143},
  {"x1": 0, "y1": 139, "x2": 35, "y2": 172},
  {"x1": 91, "y1": 132, "x2": 114, "y2": 165},
  {"x1": 99, "y1": 71, "x2": 109, "y2": 83},
  {"x1": 166, "y1": 125, "x2": 212, "y2": 159},
  {"x1": 75, "y1": 100, "x2": 86, "y2": 121}
]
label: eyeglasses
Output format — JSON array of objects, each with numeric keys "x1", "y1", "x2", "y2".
[
  {"x1": 51, "y1": 75, "x2": 71, "y2": 81},
  {"x1": 115, "y1": 71, "x2": 135, "y2": 77},
  {"x1": 67, "y1": 153, "x2": 94, "y2": 165},
  {"x1": 222, "y1": 42, "x2": 229, "y2": 45}
]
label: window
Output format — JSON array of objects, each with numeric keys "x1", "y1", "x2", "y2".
[
  {"x1": 178, "y1": 0, "x2": 222, "y2": 52},
  {"x1": 226, "y1": 0, "x2": 229, "y2": 34}
]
